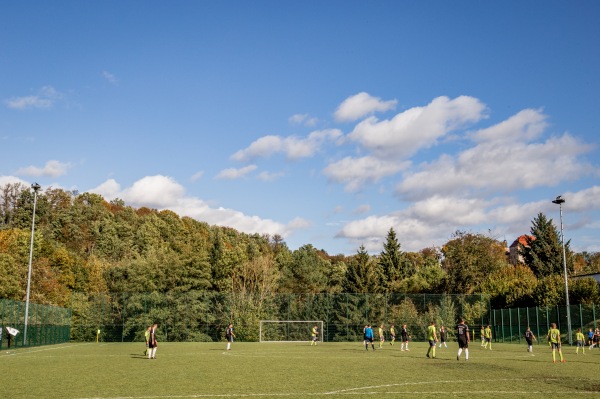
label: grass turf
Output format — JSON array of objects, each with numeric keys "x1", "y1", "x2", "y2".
[{"x1": 0, "y1": 341, "x2": 599, "y2": 398}]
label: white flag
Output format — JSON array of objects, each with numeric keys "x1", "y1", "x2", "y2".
[{"x1": 6, "y1": 327, "x2": 19, "y2": 336}]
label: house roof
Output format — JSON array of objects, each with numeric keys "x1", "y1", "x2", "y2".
[{"x1": 510, "y1": 234, "x2": 535, "y2": 248}]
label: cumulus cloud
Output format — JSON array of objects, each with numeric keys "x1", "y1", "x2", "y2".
[
  {"x1": 334, "y1": 92, "x2": 397, "y2": 122},
  {"x1": 396, "y1": 110, "x2": 594, "y2": 201},
  {"x1": 0, "y1": 175, "x2": 29, "y2": 186},
  {"x1": 348, "y1": 95, "x2": 487, "y2": 158},
  {"x1": 215, "y1": 165, "x2": 257, "y2": 180},
  {"x1": 15, "y1": 160, "x2": 71, "y2": 178},
  {"x1": 323, "y1": 155, "x2": 409, "y2": 192},
  {"x1": 231, "y1": 129, "x2": 342, "y2": 162},
  {"x1": 89, "y1": 175, "x2": 303, "y2": 238},
  {"x1": 90, "y1": 178, "x2": 121, "y2": 198},
  {"x1": 5, "y1": 86, "x2": 63, "y2": 110}
]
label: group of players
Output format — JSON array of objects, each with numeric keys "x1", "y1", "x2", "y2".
[
  {"x1": 361, "y1": 320, "x2": 483, "y2": 360},
  {"x1": 357, "y1": 320, "x2": 598, "y2": 363}
]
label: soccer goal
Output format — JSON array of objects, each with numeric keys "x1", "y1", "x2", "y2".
[{"x1": 259, "y1": 320, "x2": 324, "y2": 343}]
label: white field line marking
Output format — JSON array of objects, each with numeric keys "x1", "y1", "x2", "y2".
[
  {"x1": 0, "y1": 342, "x2": 92, "y2": 358},
  {"x1": 71, "y1": 378, "x2": 599, "y2": 399}
]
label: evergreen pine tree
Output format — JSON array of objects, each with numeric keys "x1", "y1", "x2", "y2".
[{"x1": 522, "y1": 213, "x2": 573, "y2": 278}]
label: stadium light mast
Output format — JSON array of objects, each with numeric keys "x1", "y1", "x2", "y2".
[
  {"x1": 552, "y1": 195, "x2": 572, "y2": 345},
  {"x1": 23, "y1": 182, "x2": 41, "y2": 346}
]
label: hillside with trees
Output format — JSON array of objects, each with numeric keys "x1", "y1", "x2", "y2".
[{"x1": 1, "y1": 183, "x2": 599, "y2": 312}]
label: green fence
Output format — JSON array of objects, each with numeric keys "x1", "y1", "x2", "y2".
[
  {"x1": 71, "y1": 292, "x2": 490, "y2": 343},
  {"x1": 490, "y1": 304, "x2": 598, "y2": 345},
  {"x1": 0, "y1": 298, "x2": 72, "y2": 349}
]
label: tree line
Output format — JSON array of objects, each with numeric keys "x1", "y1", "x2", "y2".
[{"x1": 1, "y1": 182, "x2": 599, "y2": 312}]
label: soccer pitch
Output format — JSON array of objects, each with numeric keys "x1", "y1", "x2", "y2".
[{"x1": 1, "y1": 342, "x2": 599, "y2": 398}]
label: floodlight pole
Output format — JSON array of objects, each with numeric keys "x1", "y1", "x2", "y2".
[
  {"x1": 23, "y1": 183, "x2": 41, "y2": 346},
  {"x1": 552, "y1": 195, "x2": 572, "y2": 345}
]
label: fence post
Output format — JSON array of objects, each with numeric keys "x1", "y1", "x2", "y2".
[
  {"x1": 500, "y1": 309, "x2": 504, "y2": 342},
  {"x1": 509, "y1": 308, "x2": 513, "y2": 343}
]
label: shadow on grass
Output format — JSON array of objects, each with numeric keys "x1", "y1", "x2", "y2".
[{"x1": 130, "y1": 354, "x2": 150, "y2": 359}]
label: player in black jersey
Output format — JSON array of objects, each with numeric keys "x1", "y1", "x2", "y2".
[
  {"x1": 524, "y1": 326, "x2": 536, "y2": 352},
  {"x1": 456, "y1": 318, "x2": 470, "y2": 361},
  {"x1": 400, "y1": 324, "x2": 411, "y2": 351}
]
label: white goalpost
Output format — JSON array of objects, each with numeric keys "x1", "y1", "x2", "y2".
[{"x1": 259, "y1": 320, "x2": 324, "y2": 343}]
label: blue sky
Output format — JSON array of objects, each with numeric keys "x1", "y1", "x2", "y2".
[{"x1": 1, "y1": 1, "x2": 599, "y2": 255}]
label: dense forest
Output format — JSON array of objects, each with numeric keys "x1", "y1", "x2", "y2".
[{"x1": 1, "y1": 182, "x2": 599, "y2": 313}]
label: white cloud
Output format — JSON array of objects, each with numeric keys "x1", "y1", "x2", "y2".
[
  {"x1": 336, "y1": 182, "x2": 600, "y2": 253},
  {"x1": 190, "y1": 171, "x2": 204, "y2": 182},
  {"x1": 5, "y1": 86, "x2": 63, "y2": 110},
  {"x1": 289, "y1": 113, "x2": 318, "y2": 127},
  {"x1": 89, "y1": 175, "x2": 303, "y2": 238},
  {"x1": 334, "y1": 92, "x2": 397, "y2": 122},
  {"x1": 231, "y1": 129, "x2": 342, "y2": 162},
  {"x1": 215, "y1": 165, "x2": 257, "y2": 180},
  {"x1": 90, "y1": 178, "x2": 121, "y2": 198},
  {"x1": 15, "y1": 160, "x2": 71, "y2": 178},
  {"x1": 559, "y1": 186, "x2": 600, "y2": 212},
  {"x1": 471, "y1": 108, "x2": 547, "y2": 143},
  {"x1": 323, "y1": 155, "x2": 409, "y2": 192},
  {"x1": 0, "y1": 175, "x2": 29, "y2": 186},
  {"x1": 257, "y1": 171, "x2": 284, "y2": 181},
  {"x1": 286, "y1": 217, "x2": 312, "y2": 230},
  {"x1": 102, "y1": 71, "x2": 118, "y2": 85},
  {"x1": 353, "y1": 204, "x2": 371, "y2": 214},
  {"x1": 396, "y1": 110, "x2": 593, "y2": 201},
  {"x1": 348, "y1": 95, "x2": 487, "y2": 158},
  {"x1": 123, "y1": 175, "x2": 186, "y2": 208}
]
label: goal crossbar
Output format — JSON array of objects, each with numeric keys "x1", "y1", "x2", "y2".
[{"x1": 259, "y1": 320, "x2": 324, "y2": 343}]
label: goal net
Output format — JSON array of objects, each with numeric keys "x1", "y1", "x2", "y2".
[{"x1": 259, "y1": 320, "x2": 324, "y2": 343}]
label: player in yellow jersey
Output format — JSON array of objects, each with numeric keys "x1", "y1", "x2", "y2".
[
  {"x1": 576, "y1": 328, "x2": 585, "y2": 354},
  {"x1": 480, "y1": 326, "x2": 485, "y2": 347},
  {"x1": 378, "y1": 324, "x2": 385, "y2": 348},
  {"x1": 311, "y1": 324, "x2": 319, "y2": 346},
  {"x1": 548, "y1": 323, "x2": 565, "y2": 363},
  {"x1": 426, "y1": 321, "x2": 438, "y2": 359},
  {"x1": 483, "y1": 325, "x2": 492, "y2": 350},
  {"x1": 389, "y1": 324, "x2": 396, "y2": 346}
]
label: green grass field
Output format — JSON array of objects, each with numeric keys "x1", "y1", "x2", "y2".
[{"x1": 1, "y1": 341, "x2": 599, "y2": 398}]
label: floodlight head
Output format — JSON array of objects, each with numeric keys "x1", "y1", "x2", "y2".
[
  {"x1": 31, "y1": 182, "x2": 41, "y2": 192},
  {"x1": 552, "y1": 195, "x2": 565, "y2": 205}
]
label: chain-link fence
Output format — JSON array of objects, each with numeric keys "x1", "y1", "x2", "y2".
[
  {"x1": 0, "y1": 298, "x2": 71, "y2": 349},
  {"x1": 71, "y1": 292, "x2": 490, "y2": 343},
  {"x1": 490, "y1": 304, "x2": 599, "y2": 345}
]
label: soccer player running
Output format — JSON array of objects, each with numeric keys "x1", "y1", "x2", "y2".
[
  {"x1": 148, "y1": 323, "x2": 158, "y2": 359},
  {"x1": 426, "y1": 321, "x2": 438, "y2": 359},
  {"x1": 400, "y1": 324, "x2": 411, "y2": 351},
  {"x1": 524, "y1": 326, "x2": 536, "y2": 352},
  {"x1": 456, "y1": 318, "x2": 470, "y2": 361},
  {"x1": 483, "y1": 325, "x2": 493, "y2": 350},
  {"x1": 365, "y1": 324, "x2": 375, "y2": 351},
  {"x1": 378, "y1": 324, "x2": 385, "y2": 348},
  {"x1": 576, "y1": 328, "x2": 585, "y2": 355},
  {"x1": 226, "y1": 323, "x2": 235, "y2": 350},
  {"x1": 548, "y1": 322, "x2": 565, "y2": 363},
  {"x1": 389, "y1": 324, "x2": 396, "y2": 346},
  {"x1": 311, "y1": 324, "x2": 319, "y2": 346}
]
